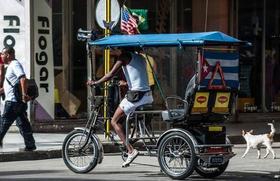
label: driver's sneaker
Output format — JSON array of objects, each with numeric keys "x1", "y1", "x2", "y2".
[{"x1": 122, "y1": 149, "x2": 139, "y2": 167}]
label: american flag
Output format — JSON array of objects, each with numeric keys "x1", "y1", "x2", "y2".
[{"x1": 121, "y1": 5, "x2": 139, "y2": 35}]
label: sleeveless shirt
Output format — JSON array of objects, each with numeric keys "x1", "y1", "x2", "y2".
[{"x1": 122, "y1": 53, "x2": 150, "y2": 91}]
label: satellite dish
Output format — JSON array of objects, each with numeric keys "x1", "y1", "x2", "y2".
[{"x1": 96, "y1": 0, "x2": 120, "y2": 30}]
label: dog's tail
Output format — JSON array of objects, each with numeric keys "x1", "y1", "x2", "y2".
[{"x1": 267, "y1": 123, "x2": 275, "y2": 139}]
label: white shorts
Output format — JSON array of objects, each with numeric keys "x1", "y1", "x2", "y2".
[{"x1": 119, "y1": 91, "x2": 153, "y2": 115}]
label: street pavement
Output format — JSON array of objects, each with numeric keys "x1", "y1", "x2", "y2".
[
  {"x1": 0, "y1": 146, "x2": 280, "y2": 180},
  {"x1": 0, "y1": 120, "x2": 280, "y2": 162}
]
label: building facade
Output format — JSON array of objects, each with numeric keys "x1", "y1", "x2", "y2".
[{"x1": 0, "y1": 0, "x2": 279, "y2": 131}]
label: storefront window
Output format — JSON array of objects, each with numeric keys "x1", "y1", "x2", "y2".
[
  {"x1": 265, "y1": 0, "x2": 280, "y2": 112},
  {"x1": 52, "y1": 1, "x2": 62, "y2": 67},
  {"x1": 52, "y1": 0, "x2": 87, "y2": 119},
  {"x1": 238, "y1": 0, "x2": 280, "y2": 112},
  {"x1": 238, "y1": 0, "x2": 263, "y2": 112},
  {"x1": 52, "y1": 0, "x2": 66, "y2": 118},
  {"x1": 71, "y1": 0, "x2": 87, "y2": 116}
]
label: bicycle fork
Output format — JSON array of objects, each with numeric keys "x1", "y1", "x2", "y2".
[{"x1": 78, "y1": 108, "x2": 100, "y2": 151}]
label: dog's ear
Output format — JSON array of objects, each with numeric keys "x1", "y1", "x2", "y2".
[
  {"x1": 249, "y1": 130, "x2": 254, "y2": 134},
  {"x1": 242, "y1": 130, "x2": 245, "y2": 136}
]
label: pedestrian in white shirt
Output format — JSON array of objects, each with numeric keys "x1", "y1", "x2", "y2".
[{"x1": 0, "y1": 47, "x2": 36, "y2": 151}]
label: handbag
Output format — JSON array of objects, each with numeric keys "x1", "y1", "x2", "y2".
[{"x1": 126, "y1": 90, "x2": 147, "y2": 102}]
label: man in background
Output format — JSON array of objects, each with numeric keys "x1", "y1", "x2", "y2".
[{"x1": 0, "y1": 47, "x2": 36, "y2": 151}]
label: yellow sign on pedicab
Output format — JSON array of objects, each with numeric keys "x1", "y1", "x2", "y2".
[
  {"x1": 212, "y1": 92, "x2": 230, "y2": 113},
  {"x1": 191, "y1": 92, "x2": 209, "y2": 113}
]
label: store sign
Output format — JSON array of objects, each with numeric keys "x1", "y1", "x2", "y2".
[
  {"x1": 0, "y1": 0, "x2": 26, "y2": 66},
  {"x1": 34, "y1": 0, "x2": 54, "y2": 119}
]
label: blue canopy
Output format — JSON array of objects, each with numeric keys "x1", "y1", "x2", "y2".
[{"x1": 88, "y1": 31, "x2": 250, "y2": 48}]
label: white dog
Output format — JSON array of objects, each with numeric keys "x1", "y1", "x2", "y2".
[{"x1": 241, "y1": 123, "x2": 276, "y2": 159}]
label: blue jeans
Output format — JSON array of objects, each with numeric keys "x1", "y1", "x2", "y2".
[{"x1": 0, "y1": 101, "x2": 36, "y2": 148}]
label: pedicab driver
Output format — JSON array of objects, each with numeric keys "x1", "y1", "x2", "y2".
[{"x1": 87, "y1": 47, "x2": 153, "y2": 167}]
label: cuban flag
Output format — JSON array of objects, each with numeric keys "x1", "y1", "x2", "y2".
[
  {"x1": 200, "y1": 51, "x2": 239, "y2": 89},
  {"x1": 121, "y1": 5, "x2": 139, "y2": 35}
]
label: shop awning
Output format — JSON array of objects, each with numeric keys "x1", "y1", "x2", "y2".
[{"x1": 88, "y1": 31, "x2": 251, "y2": 48}]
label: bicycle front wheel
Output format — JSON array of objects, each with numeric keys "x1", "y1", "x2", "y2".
[{"x1": 62, "y1": 129, "x2": 100, "y2": 173}]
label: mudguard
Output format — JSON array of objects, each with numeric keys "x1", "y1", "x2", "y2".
[{"x1": 157, "y1": 128, "x2": 199, "y2": 154}]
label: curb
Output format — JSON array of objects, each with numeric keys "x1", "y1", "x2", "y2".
[
  {"x1": 0, "y1": 149, "x2": 62, "y2": 162},
  {"x1": 0, "y1": 143, "x2": 122, "y2": 162}
]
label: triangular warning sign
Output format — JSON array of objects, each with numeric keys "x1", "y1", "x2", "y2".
[{"x1": 208, "y1": 61, "x2": 226, "y2": 90}]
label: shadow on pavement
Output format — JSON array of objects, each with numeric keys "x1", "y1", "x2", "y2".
[
  {"x1": 143, "y1": 171, "x2": 279, "y2": 180},
  {"x1": 0, "y1": 170, "x2": 62, "y2": 177},
  {"x1": 0, "y1": 170, "x2": 279, "y2": 181},
  {"x1": 0, "y1": 179, "x2": 118, "y2": 181}
]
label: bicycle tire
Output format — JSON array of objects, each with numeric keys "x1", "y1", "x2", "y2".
[
  {"x1": 158, "y1": 132, "x2": 196, "y2": 179},
  {"x1": 62, "y1": 129, "x2": 99, "y2": 173}
]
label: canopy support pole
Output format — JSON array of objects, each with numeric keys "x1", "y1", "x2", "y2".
[{"x1": 142, "y1": 49, "x2": 166, "y2": 101}]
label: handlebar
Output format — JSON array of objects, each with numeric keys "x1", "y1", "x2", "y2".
[
  {"x1": 88, "y1": 76, "x2": 122, "y2": 88},
  {"x1": 78, "y1": 29, "x2": 92, "y2": 34},
  {"x1": 89, "y1": 81, "x2": 121, "y2": 89},
  {"x1": 77, "y1": 28, "x2": 98, "y2": 42}
]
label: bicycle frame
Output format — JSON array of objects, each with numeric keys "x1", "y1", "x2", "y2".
[{"x1": 77, "y1": 85, "x2": 159, "y2": 155}]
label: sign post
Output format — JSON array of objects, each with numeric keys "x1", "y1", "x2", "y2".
[
  {"x1": 96, "y1": 0, "x2": 120, "y2": 137},
  {"x1": 104, "y1": 0, "x2": 111, "y2": 137}
]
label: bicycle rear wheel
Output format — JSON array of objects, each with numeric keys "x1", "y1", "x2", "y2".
[
  {"x1": 158, "y1": 132, "x2": 196, "y2": 179},
  {"x1": 62, "y1": 129, "x2": 100, "y2": 173}
]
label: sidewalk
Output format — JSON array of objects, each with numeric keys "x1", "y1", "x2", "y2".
[{"x1": 0, "y1": 120, "x2": 279, "y2": 162}]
